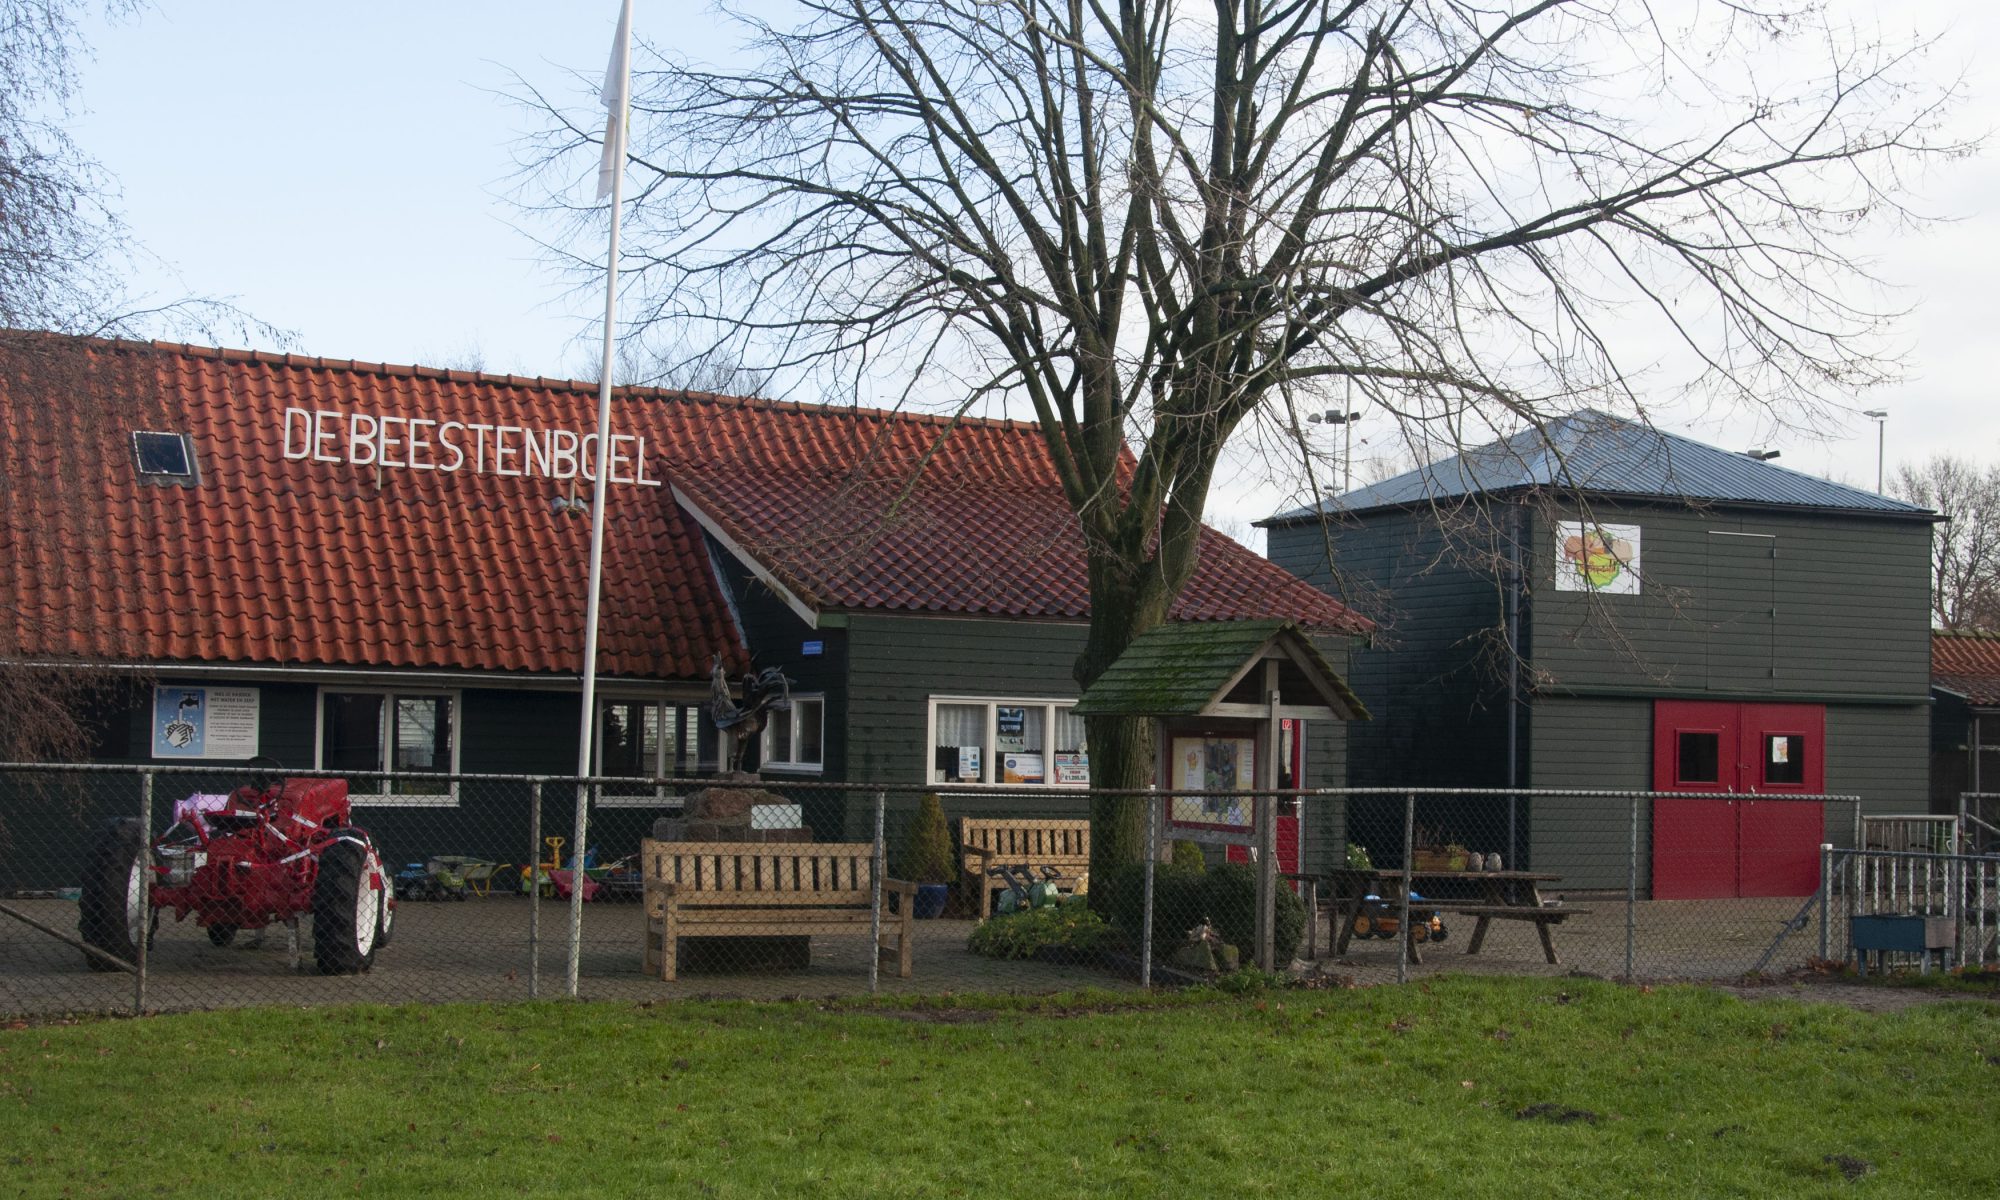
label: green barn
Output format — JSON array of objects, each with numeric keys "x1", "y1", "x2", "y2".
[{"x1": 1261, "y1": 411, "x2": 1936, "y2": 897}]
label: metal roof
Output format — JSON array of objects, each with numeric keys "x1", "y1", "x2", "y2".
[{"x1": 1263, "y1": 410, "x2": 1933, "y2": 524}]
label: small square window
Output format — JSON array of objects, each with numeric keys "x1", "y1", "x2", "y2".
[
  {"x1": 1764, "y1": 734, "x2": 1806, "y2": 786},
  {"x1": 132, "y1": 431, "x2": 197, "y2": 480},
  {"x1": 1676, "y1": 731, "x2": 1720, "y2": 784}
]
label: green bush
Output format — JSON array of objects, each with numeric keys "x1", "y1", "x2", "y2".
[
  {"x1": 1170, "y1": 840, "x2": 1207, "y2": 872},
  {"x1": 901, "y1": 793, "x2": 955, "y2": 883},
  {"x1": 1099, "y1": 860, "x2": 1207, "y2": 957},
  {"x1": 967, "y1": 902, "x2": 1110, "y2": 960},
  {"x1": 1199, "y1": 863, "x2": 1306, "y2": 965}
]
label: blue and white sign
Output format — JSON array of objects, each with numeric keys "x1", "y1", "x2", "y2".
[{"x1": 152, "y1": 686, "x2": 260, "y2": 759}]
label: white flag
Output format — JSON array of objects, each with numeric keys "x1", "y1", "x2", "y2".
[{"x1": 596, "y1": 0, "x2": 635, "y2": 200}]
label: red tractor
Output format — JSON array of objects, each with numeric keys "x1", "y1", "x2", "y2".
[{"x1": 78, "y1": 770, "x2": 394, "y2": 975}]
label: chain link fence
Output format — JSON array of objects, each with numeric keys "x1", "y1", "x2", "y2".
[{"x1": 2, "y1": 764, "x2": 1949, "y2": 1018}]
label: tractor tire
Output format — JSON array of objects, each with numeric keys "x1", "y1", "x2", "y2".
[
  {"x1": 206, "y1": 924, "x2": 239, "y2": 947},
  {"x1": 1351, "y1": 913, "x2": 1374, "y2": 940},
  {"x1": 78, "y1": 818, "x2": 152, "y2": 971},
  {"x1": 312, "y1": 838, "x2": 381, "y2": 975},
  {"x1": 371, "y1": 848, "x2": 395, "y2": 949}
]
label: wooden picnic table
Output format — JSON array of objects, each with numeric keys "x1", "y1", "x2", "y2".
[{"x1": 1289, "y1": 867, "x2": 1587, "y2": 966}]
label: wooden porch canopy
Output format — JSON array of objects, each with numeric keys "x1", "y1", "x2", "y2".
[{"x1": 1070, "y1": 619, "x2": 1369, "y2": 722}]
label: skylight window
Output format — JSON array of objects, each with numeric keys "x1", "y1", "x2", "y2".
[{"x1": 132, "y1": 431, "x2": 197, "y2": 480}]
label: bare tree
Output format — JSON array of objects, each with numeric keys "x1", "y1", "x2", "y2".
[
  {"x1": 1893, "y1": 455, "x2": 2000, "y2": 632},
  {"x1": 0, "y1": 2, "x2": 283, "y2": 762},
  {"x1": 518, "y1": 0, "x2": 1958, "y2": 873}
]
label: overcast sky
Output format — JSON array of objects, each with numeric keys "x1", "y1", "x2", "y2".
[{"x1": 68, "y1": 2, "x2": 1997, "y2": 543}]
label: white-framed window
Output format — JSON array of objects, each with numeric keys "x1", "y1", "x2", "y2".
[
  {"x1": 596, "y1": 699, "x2": 706, "y2": 807},
  {"x1": 926, "y1": 696, "x2": 1087, "y2": 786},
  {"x1": 760, "y1": 694, "x2": 825, "y2": 773},
  {"x1": 316, "y1": 688, "x2": 459, "y2": 807}
]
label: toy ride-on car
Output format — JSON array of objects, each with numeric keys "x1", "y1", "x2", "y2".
[
  {"x1": 1350, "y1": 893, "x2": 1449, "y2": 944},
  {"x1": 77, "y1": 766, "x2": 395, "y2": 975}
]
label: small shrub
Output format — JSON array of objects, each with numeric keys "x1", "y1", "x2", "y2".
[
  {"x1": 1200, "y1": 863, "x2": 1305, "y2": 965},
  {"x1": 1170, "y1": 840, "x2": 1207, "y2": 872},
  {"x1": 900, "y1": 792, "x2": 954, "y2": 883},
  {"x1": 1212, "y1": 967, "x2": 1287, "y2": 994},
  {"x1": 1345, "y1": 841, "x2": 1373, "y2": 871},
  {"x1": 967, "y1": 902, "x2": 1110, "y2": 960},
  {"x1": 1100, "y1": 860, "x2": 1206, "y2": 956}
]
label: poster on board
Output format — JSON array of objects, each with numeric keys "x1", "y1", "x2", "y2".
[
  {"x1": 1555, "y1": 521, "x2": 1641, "y2": 594},
  {"x1": 152, "y1": 686, "x2": 260, "y2": 759},
  {"x1": 1169, "y1": 735, "x2": 1255, "y2": 829}
]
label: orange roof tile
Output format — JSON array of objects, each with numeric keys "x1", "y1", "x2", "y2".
[
  {"x1": 0, "y1": 335, "x2": 1363, "y2": 683},
  {"x1": 1934, "y1": 632, "x2": 2000, "y2": 706}
]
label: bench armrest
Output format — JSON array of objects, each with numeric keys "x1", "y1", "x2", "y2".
[
  {"x1": 882, "y1": 877, "x2": 919, "y2": 898},
  {"x1": 961, "y1": 846, "x2": 997, "y2": 874}
]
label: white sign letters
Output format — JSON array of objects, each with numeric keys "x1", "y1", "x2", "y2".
[{"x1": 281, "y1": 407, "x2": 662, "y2": 488}]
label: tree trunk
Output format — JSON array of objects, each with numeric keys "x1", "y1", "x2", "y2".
[{"x1": 1077, "y1": 545, "x2": 1171, "y2": 899}]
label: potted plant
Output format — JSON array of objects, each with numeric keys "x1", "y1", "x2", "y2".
[{"x1": 903, "y1": 792, "x2": 954, "y2": 918}]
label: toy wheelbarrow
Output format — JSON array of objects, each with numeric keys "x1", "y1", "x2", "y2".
[{"x1": 545, "y1": 868, "x2": 602, "y2": 902}]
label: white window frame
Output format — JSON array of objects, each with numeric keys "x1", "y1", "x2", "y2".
[
  {"x1": 594, "y1": 698, "x2": 703, "y2": 808},
  {"x1": 759, "y1": 693, "x2": 826, "y2": 774},
  {"x1": 924, "y1": 695, "x2": 1087, "y2": 787},
  {"x1": 314, "y1": 687, "x2": 461, "y2": 807}
]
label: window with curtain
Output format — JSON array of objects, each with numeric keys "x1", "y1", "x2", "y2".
[{"x1": 928, "y1": 698, "x2": 1088, "y2": 786}]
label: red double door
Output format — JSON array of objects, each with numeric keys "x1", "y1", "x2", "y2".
[{"x1": 1651, "y1": 700, "x2": 1825, "y2": 899}]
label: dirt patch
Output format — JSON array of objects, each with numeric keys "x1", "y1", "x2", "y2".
[
  {"x1": 1706, "y1": 970, "x2": 2000, "y2": 1013},
  {"x1": 1515, "y1": 1103, "x2": 1602, "y2": 1125}
]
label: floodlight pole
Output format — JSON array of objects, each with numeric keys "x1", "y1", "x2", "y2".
[{"x1": 1863, "y1": 410, "x2": 1888, "y2": 493}]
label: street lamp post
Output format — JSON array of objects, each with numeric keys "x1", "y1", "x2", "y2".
[
  {"x1": 1307, "y1": 407, "x2": 1364, "y2": 494},
  {"x1": 1862, "y1": 409, "x2": 1888, "y2": 492}
]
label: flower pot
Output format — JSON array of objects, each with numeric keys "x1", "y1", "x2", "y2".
[{"x1": 914, "y1": 883, "x2": 950, "y2": 919}]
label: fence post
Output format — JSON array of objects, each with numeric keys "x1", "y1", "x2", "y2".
[
  {"x1": 565, "y1": 780, "x2": 593, "y2": 999},
  {"x1": 869, "y1": 790, "x2": 885, "y2": 995},
  {"x1": 1626, "y1": 794, "x2": 1638, "y2": 982},
  {"x1": 529, "y1": 779, "x2": 542, "y2": 1000},
  {"x1": 1818, "y1": 843, "x2": 1832, "y2": 962},
  {"x1": 1141, "y1": 786, "x2": 1157, "y2": 990},
  {"x1": 1398, "y1": 792, "x2": 1414, "y2": 985},
  {"x1": 135, "y1": 771, "x2": 153, "y2": 1017},
  {"x1": 1256, "y1": 791, "x2": 1277, "y2": 972}
]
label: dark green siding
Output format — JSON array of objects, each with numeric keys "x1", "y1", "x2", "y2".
[
  {"x1": 1824, "y1": 703, "x2": 1930, "y2": 820},
  {"x1": 1526, "y1": 695, "x2": 1929, "y2": 892},
  {"x1": 843, "y1": 612, "x2": 1351, "y2": 842},
  {"x1": 1524, "y1": 696, "x2": 1654, "y2": 891},
  {"x1": 709, "y1": 539, "x2": 850, "y2": 785},
  {"x1": 1528, "y1": 504, "x2": 1932, "y2": 701},
  {"x1": 1269, "y1": 509, "x2": 1515, "y2": 789}
]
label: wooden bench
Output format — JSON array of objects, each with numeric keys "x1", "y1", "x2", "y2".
[
  {"x1": 640, "y1": 840, "x2": 915, "y2": 981},
  {"x1": 1429, "y1": 903, "x2": 1593, "y2": 964},
  {"x1": 958, "y1": 818, "x2": 1090, "y2": 919}
]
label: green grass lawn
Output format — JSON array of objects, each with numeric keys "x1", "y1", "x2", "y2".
[{"x1": 2, "y1": 977, "x2": 1996, "y2": 1198}]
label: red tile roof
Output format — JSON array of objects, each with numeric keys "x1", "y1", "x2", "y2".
[
  {"x1": 1933, "y1": 632, "x2": 2000, "y2": 706},
  {"x1": 0, "y1": 335, "x2": 744, "y2": 681},
  {"x1": 0, "y1": 335, "x2": 1363, "y2": 682}
]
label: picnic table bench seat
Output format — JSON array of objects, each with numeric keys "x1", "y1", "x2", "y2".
[
  {"x1": 958, "y1": 818, "x2": 1090, "y2": 919},
  {"x1": 641, "y1": 840, "x2": 915, "y2": 982}
]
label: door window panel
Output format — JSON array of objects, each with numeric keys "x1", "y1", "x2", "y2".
[
  {"x1": 1763, "y1": 733, "x2": 1806, "y2": 786},
  {"x1": 1677, "y1": 731, "x2": 1721, "y2": 784}
]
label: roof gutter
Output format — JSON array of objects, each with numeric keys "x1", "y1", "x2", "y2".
[{"x1": 0, "y1": 658, "x2": 709, "y2": 694}]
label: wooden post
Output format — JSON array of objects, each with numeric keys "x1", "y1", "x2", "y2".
[{"x1": 1258, "y1": 661, "x2": 1281, "y2": 972}]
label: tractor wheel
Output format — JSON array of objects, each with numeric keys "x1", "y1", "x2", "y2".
[
  {"x1": 1432, "y1": 922, "x2": 1450, "y2": 943},
  {"x1": 370, "y1": 848, "x2": 395, "y2": 949},
  {"x1": 312, "y1": 838, "x2": 381, "y2": 975},
  {"x1": 206, "y1": 924, "x2": 238, "y2": 947},
  {"x1": 1351, "y1": 913, "x2": 1374, "y2": 940},
  {"x1": 78, "y1": 818, "x2": 153, "y2": 971}
]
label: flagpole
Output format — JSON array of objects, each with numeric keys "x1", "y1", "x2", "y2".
[{"x1": 569, "y1": 0, "x2": 634, "y2": 999}]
